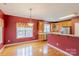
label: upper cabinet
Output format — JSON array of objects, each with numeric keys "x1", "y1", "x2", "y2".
[
  {"x1": 0, "y1": 10, "x2": 4, "y2": 18},
  {"x1": 57, "y1": 20, "x2": 71, "y2": 27},
  {"x1": 50, "y1": 20, "x2": 72, "y2": 32},
  {"x1": 38, "y1": 21, "x2": 44, "y2": 33}
]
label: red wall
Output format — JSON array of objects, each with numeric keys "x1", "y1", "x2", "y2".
[
  {"x1": 48, "y1": 34, "x2": 79, "y2": 56},
  {"x1": 0, "y1": 10, "x2": 4, "y2": 49},
  {"x1": 4, "y1": 15, "x2": 38, "y2": 44}
]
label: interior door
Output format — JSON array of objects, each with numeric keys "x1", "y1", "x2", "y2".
[
  {"x1": 75, "y1": 23, "x2": 79, "y2": 36},
  {"x1": 0, "y1": 27, "x2": 2, "y2": 43},
  {"x1": 0, "y1": 18, "x2": 3, "y2": 44}
]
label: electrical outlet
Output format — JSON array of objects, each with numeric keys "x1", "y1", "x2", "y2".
[
  {"x1": 56, "y1": 42, "x2": 59, "y2": 46},
  {"x1": 8, "y1": 40, "x2": 10, "y2": 42}
]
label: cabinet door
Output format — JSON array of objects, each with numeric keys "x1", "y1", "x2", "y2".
[{"x1": 38, "y1": 34, "x2": 46, "y2": 41}]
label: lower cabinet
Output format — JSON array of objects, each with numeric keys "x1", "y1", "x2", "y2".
[{"x1": 38, "y1": 34, "x2": 47, "y2": 41}]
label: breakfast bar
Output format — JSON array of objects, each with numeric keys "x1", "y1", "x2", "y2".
[{"x1": 48, "y1": 33, "x2": 79, "y2": 56}]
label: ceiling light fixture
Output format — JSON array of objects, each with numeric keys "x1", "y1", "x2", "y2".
[{"x1": 27, "y1": 8, "x2": 33, "y2": 27}]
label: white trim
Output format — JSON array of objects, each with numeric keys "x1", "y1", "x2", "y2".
[
  {"x1": 5, "y1": 40, "x2": 39, "y2": 47},
  {"x1": 0, "y1": 45, "x2": 6, "y2": 53},
  {"x1": 48, "y1": 43, "x2": 73, "y2": 56},
  {"x1": 0, "y1": 40, "x2": 39, "y2": 52}
]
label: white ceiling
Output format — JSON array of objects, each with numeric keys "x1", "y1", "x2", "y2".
[{"x1": 0, "y1": 3, "x2": 79, "y2": 22}]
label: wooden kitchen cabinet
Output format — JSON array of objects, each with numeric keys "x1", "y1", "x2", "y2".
[{"x1": 38, "y1": 34, "x2": 46, "y2": 41}]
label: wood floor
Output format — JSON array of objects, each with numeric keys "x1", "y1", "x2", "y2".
[{"x1": 0, "y1": 41, "x2": 66, "y2": 56}]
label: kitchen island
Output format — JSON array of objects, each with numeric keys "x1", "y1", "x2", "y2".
[{"x1": 47, "y1": 33, "x2": 79, "y2": 56}]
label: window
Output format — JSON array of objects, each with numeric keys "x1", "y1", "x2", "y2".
[
  {"x1": 44, "y1": 23, "x2": 50, "y2": 33},
  {"x1": 25, "y1": 27, "x2": 33, "y2": 37},
  {"x1": 16, "y1": 22, "x2": 33, "y2": 38}
]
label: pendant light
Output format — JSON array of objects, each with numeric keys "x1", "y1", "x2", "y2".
[{"x1": 27, "y1": 8, "x2": 33, "y2": 26}]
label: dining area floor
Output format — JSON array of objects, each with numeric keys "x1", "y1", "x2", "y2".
[{"x1": 0, "y1": 41, "x2": 66, "y2": 56}]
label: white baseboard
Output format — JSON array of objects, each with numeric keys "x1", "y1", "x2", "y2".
[
  {"x1": 5, "y1": 40, "x2": 39, "y2": 47},
  {"x1": 48, "y1": 43, "x2": 73, "y2": 56},
  {"x1": 0, "y1": 45, "x2": 6, "y2": 53},
  {"x1": 0, "y1": 40, "x2": 39, "y2": 52}
]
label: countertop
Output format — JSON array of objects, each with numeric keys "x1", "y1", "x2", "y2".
[
  {"x1": 48, "y1": 32, "x2": 79, "y2": 37},
  {"x1": 38, "y1": 32, "x2": 79, "y2": 37}
]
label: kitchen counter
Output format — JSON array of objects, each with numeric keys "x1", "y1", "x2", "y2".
[
  {"x1": 38, "y1": 32, "x2": 79, "y2": 37},
  {"x1": 38, "y1": 32, "x2": 50, "y2": 34},
  {"x1": 38, "y1": 32, "x2": 46, "y2": 34}
]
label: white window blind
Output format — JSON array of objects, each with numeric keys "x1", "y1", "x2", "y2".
[{"x1": 16, "y1": 27, "x2": 33, "y2": 38}]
